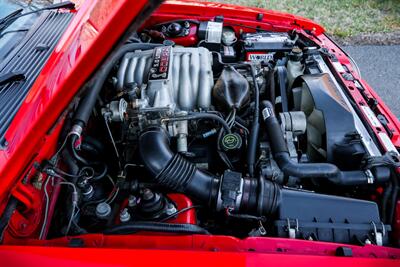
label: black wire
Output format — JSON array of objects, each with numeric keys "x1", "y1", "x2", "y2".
[
  {"x1": 47, "y1": 166, "x2": 83, "y2": 179},
  {"x1": 104, "y1": 221, "x2": 210, "y2": 235},
  {"x1": 0, "y1": 28, "x2": 29, "y2": 38},
  {"x1": 0, "y1": 196, "x2": 18, "y2": 242},
  {"x1": 166, "y1": 112, "x2": 232, "y2": 134},
  {"x1": 159, "y1": 205, "x2": 202, "y2": 222},
  {"x1": 70, "y1": 135, "x2": 90, "y2": 166}
]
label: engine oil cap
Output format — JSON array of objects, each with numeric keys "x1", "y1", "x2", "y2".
[{"x1": 221, "y1": 133, "x2": 242, "y2": 151}]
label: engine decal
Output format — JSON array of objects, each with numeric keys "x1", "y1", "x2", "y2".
[
  {"x1": 205, "y1": 21, "x2": 223, "y2": 43},
  {"x1": 149, "y1": 46, "x2": 171, "y2": 80},
  {"x1": 246, "y1": 52, "x2": 274, "y2": 62}
]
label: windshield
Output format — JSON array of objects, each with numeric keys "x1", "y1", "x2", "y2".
[
  {"x1": 0, "y1": 0, "x2": 73, "y2": 146},
  {"x1": 0, "y1": 0, "x2": 50, "y2": 59}
]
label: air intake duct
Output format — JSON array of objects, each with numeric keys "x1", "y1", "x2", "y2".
[{"x1": 139, "y1": 126, "x2": 281, "y2": 215}]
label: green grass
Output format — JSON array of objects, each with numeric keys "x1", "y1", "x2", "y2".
[{"x1": 206, "y1": 0, "x2": 400, "y2": 37}]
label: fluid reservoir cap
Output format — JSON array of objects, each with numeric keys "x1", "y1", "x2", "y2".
[
  {"x1": 288, "y1": 47, "x2": 303, "y2": 61},
  {"x1": 167, "y1": 22, "x2": 183, "y2": 36},
  {"x1": 96, "y1": 202, "x2": 111, "y2": 219},
  {"x1": 221, "y1": 133, "x2": 242, "y2": 151},
  {"x1": 222, "y1": 27, "x2": 237, "y2": 46}
]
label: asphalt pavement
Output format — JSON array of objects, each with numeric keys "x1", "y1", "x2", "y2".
[{"x1": 344, "y1": 45, "x2": 400, "y2": 119}]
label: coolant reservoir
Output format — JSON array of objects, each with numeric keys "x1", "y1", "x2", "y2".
[{"x1": 287, "y1": 47, "x2": 304, "y2": 89}]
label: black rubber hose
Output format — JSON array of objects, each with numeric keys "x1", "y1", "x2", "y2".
[
  {"x1": 73, "y1": 43, "x2": 161, "y2": 128},
  {"x1": 261, "y1": 100, "x2": 373, "y2": 186},
  {"x1": 389, "y1": 173, "x2": 399, "y2": 224},
  {"x1": 381, "y1": 181, "x2": 392, "y2": 223},
  {"x1": 104, "y1": 222, "x2": 210, "y2": 235},
  {"x1": 166, "y1": 112, "x2": 231, "y2": 134},
  {"x1": 70, "y1": 135, "x2": 90, "y2": 166},
  {"x1": 139, "y1": 127, "x2": 219, "y2": 204},
  {"x1": 266, "y1": 69, "x2": 276, "y2": 104},
  {"x1": 0, "y1": 196, "x2": 18, "y2": 242},
  {"x1": 61, "y1": 148, "x2": 81, "y2": 183},
  {"x1": 246, "y1": 64, "x2": 260, "y2": 177}
]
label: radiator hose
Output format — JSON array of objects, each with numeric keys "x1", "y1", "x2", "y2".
[{"x1": 260, "y1": 100, "x2": 389, "y2": 185}]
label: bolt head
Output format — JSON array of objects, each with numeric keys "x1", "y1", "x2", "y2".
[{"x1": 142, "y1": 188, "x2": 154, "y2": 201}]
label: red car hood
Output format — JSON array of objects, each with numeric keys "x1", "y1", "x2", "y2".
[
  {"x1": 1, "y1": 0, "x2": 400, "y2": 265},
  {"x1": 2, "y1": 245, "x2": 399, "y2": 267}
]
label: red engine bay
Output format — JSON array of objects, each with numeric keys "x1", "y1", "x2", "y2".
[{"x1": 0, "y1": 0, "x2": 399, "y2": 265}]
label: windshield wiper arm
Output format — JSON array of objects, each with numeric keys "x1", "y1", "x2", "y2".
[
  {"x1": 0, "y1": 1, "x2": 75, "y2": 34},
  {"x1": 0, "y1": 9, "x2": 22, "y2": 25},
  {"x1": 0, "y1": 71, "x2": 26, "y2": 86}
]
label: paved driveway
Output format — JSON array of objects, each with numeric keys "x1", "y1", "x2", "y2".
[{"x1": 344, "y1": 45, "x2": 400, "y2": 119}]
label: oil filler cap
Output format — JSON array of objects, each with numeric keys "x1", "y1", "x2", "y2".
[{"x1": 221, "y1": 133, "x2": 242, "y2": 151}]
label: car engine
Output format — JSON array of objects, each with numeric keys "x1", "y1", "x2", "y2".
[{"x1": 38, "y1": 18, "x2": 400, "y2": 247}]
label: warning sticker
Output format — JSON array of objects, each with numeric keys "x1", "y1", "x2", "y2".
[
  {"x1": 205, "y1": 22, "x2": 223, "y2": 43},
  {"x1": 247, "y1": 53, "x2": 274, "y2": 62}
]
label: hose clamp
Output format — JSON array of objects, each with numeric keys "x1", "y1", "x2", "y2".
[
  {"x1": 68, "y1": 124, "x2": 83, "y2": 139},
  {"x1": 365, "y1": 169, "x2": 374, "y2": 184},
  {"x1": 262, "y1": 107, "x2": 272, "y2": 120}
]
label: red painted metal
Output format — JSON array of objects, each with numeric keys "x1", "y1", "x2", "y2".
[
  {"x1": 8, "y1": 183, "x2": 42, "y2": 238},
  {"x1": 3, "y1": 235, "x2": 400, "y2": 260},
  {"x1": 115, "y1": 193, "x2": 195, "y2": 225},
  {"x1": 0, "y1": 0, "x2": 399, "y2": 263},
  {"x1": 2, "y1": 245, "x2": 398, "y2": 267},
  {"x1": 394, "y1": 200, "x2": 400, "y2": 247},
  {"x1": 165, "y1": 24, "x2": 199, "y2": 47},
  {"x1": 146, "y1": 1, "x2": 325, "y2": 35},
  {"x1": 167, "y1": 193, "x2": 197, "y2": 224}
]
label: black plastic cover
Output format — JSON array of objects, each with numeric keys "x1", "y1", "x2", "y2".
[
  {"x1": 274, "y1": 188, "x2": 391, "y2": 245},
  {"x1": 296, "y1": 74, "x2": 366, "y2": 166}
]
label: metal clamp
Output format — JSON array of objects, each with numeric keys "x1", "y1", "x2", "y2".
[
  {"x1": 370, "y1": 221, "x2": 385, "y2": 246},
  {"x1": 286, "y1": 218, "x2": 299, "y2": 239},
  {"x1": 365, "y1": 169, "x2": 375, "y2": 184}
]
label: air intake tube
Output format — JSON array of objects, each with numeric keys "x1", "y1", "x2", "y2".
[{"x1": 139, "y1": 126, "x2": 281, "y2": 216}]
